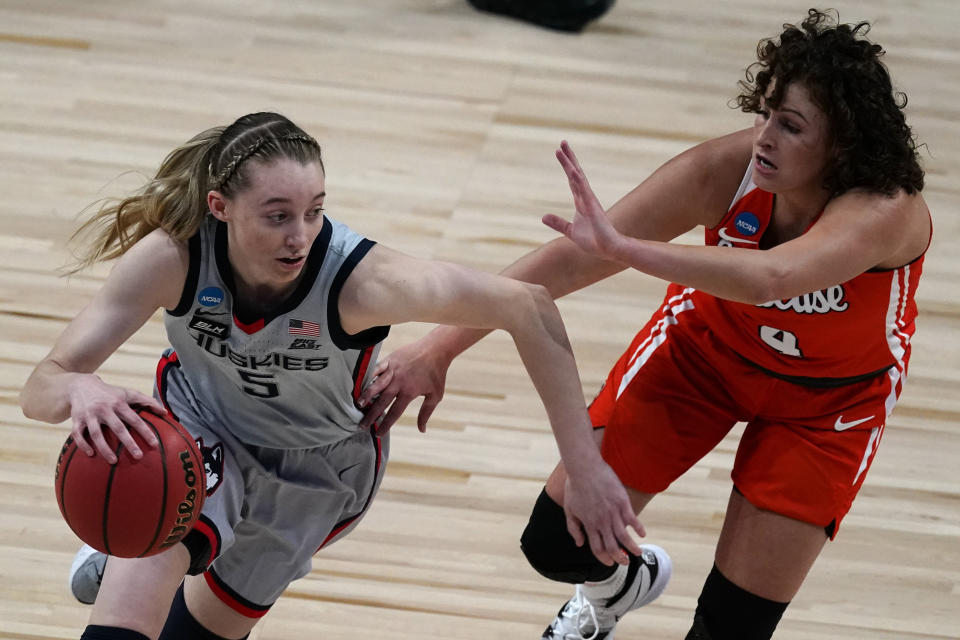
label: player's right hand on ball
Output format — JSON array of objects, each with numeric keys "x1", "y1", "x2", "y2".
[{"x1": 67, "y1": 374, "x2": 165, "y2": 464}]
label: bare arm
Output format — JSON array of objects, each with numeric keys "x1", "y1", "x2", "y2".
[
  {"x1": 342, "y1": 246, "x2": 607, "y2": 453},
  {"x1": 20, "y1": 230, "x2": 186, "y2": 462},
  {"x1": 424, "y1": 130, "x2": 753, "y2": 356},
  {"x1": 359, "y1": 131, "x2": 752, "y2": 428},
  {"x1": 547, "y1": 141, "x2": 931, "y2": 303},
  {"x1": 340, "y1": 246, "x2": 645, "y2": 563}
]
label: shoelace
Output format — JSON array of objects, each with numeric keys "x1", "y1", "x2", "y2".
[{"x1": 561, "y1": 589, "x2": 602, "y2": 640}]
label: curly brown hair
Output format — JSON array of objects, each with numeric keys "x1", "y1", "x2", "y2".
[{"x1": 735, "y1": 8, "x2": 924, "y2": 196}]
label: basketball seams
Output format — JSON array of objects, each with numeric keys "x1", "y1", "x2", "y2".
[
  {"x1": 54, "y1": 409, "x2": 205, "y2": 558},
  {"x1": 157, "y1": 411, "x2": 207, "y2": 541},
  {"x1": 140, "y1": 418, "x2": 167, "y2": 558},
  {"x1": 56, "y1": 439, "x2": 80, "y2": 534},
  {"x1": 101, "y1": 436, "x2": 125, "y2": 556},
  {"x1": 159, "y1": 411, "x2": 206, "y2": 507}
]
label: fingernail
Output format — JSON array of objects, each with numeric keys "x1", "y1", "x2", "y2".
[{"x1": 132, "y1": 449, "x2": 142, "y2": 459}]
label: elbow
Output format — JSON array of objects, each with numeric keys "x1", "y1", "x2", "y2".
[
  {"x1": 498, "y1": 282, "x2": 575, "y2": 366},
  {"x1": 505, "y1": 282, "x2": 561, "y2": 333},
  {"x1": 523, "y1": 282, "x2": 557, "y2": 318},
  {"x1": 750, "y1": 264, "x2": 794, "y2": 304},
  {"x1": 745, "y1": 263, "x2": 790, "y2": 305},
  {"x1": 525, "y1": 281, "x2": 553, "y2": 305}
]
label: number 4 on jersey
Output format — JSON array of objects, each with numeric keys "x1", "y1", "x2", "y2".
[{"x1": 759, "y1": 325, "x2": 803, "y2": 357}]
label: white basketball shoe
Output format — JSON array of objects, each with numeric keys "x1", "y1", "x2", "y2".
[
  {"x1": 542, "y1": 544, "x2": 671, "y2": 640},
  {"x1": 68, "y1": 544, "x2": 107, "y2": 605}
]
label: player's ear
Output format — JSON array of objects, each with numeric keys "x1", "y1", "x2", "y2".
[{"x1": 208, "y1": 191, "x2": 229, "y2": 222}]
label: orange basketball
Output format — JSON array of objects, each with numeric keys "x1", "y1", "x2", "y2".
[{"x1": 54, "y1": 408, "x2": 206, "y2": 558}]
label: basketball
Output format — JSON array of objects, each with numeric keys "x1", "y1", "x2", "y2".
[{"x1": 54, "y1": 408, "x2": 206, "y2": 558}]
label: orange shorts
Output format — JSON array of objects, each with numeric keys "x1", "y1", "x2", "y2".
[{"x1": 590, "y1": 286, "x2": 900, "y2": 538}]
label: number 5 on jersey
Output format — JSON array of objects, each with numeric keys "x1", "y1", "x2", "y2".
[{"x1": 238, "y1": 370, "x2": 280, "y2": 398}]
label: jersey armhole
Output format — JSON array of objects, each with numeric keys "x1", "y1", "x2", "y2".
[
  {"x1": 167, "y1": 232, "x2": 202, "y2": 317},
  {"x1": 328, "y1": 239, "x2": 390, "y2": 350},
  {"x1": 705, "y1": 160, "x2": 757, "y2": 233}
]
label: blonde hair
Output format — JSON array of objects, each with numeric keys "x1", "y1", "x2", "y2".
[{"x1": 69, "y1": 112, "x2": 323, "y2": 272}]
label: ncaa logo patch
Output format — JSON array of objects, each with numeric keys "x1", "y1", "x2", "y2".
[
  {"x1": 734, "y1": 212, "x2": 760, "y2": 236},
  {"x1": 197, "y1": 286, "x2": 224, "y2": 307}
]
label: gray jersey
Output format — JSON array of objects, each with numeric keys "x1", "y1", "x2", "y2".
[{"x1": 163, "y1": 215, "x2": 388, "y2": 448}]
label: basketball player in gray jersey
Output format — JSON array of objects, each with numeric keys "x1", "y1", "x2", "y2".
[
  {"x1": 20, "y1": 112, "x2": 644, "y2": 640},
  {"x1": 164, "y1": 214, "x2": 385, "y2": 449}
]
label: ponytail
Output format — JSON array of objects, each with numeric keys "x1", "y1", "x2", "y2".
[
  {"x1": 67, "y1": 112, "x2": 323, "y2": 273},
  {"x1": 67, "y1": 126, "x2": 222, "y2": 273}
]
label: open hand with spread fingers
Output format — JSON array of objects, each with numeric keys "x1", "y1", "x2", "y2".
[{"x1": 543, "y1": 141, "x2": 624, "y2": 260}]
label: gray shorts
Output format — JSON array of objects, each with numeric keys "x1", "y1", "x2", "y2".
[{"x1": 156, "y1": 353, "x2": 388, "y2": 615}]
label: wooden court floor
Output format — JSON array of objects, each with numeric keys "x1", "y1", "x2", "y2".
[{"x1": 1, "y1": 1, "x2": 957, "y2": 638}]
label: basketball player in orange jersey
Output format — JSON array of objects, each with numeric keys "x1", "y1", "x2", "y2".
[
  {"x1": 358, "y1": 9, "x2": 931, "y2": 639},
  {"x1": 19, "y1": 112, "x2": 646, "y2": 640}
]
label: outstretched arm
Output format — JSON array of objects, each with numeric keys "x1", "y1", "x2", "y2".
[
  {"x1": 358, "y1": 131, "x2": 752, "y2": 430},
  {"x1": 548, "y1": 140, "x2": 928, "y2": 303},
  {"x1": 341, "y1": 248, "x2": 645, "y2": 564}
]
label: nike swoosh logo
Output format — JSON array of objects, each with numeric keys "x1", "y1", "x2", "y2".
[
  {"x1": 337, "y1": 462, "x2": 363, "y2": 481},
  {"x1": 717, "y1": 227, "x2": 758, "y2": 245},
  {"x1": 834, "y1": 415, "x2": 875, "y2": 431}
]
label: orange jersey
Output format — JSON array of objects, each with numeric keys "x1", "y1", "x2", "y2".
[{"x1": 692, "y1": 168, "x2": 926, "y2": 386}]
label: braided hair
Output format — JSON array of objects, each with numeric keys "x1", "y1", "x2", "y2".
[
  {"x1": 209, "y1": 114, "x2": 323, "y2": 196},
  {"x1": 69, "y1": 113, "x2": 324, "y2": 272}
]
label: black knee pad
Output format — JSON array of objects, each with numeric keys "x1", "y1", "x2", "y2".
[
  {"x1": 81, "y1": 626, "x2": 150, "y2": 640},
  {"x1": 520, "y1": 488, "x2": 618, "y2": 584},
  {"x1": 158, "y1": 583, "x2": 249, "y2": 640},
  {"x1": 685, "y1": 565, "x2": 788, "y2": 640},
  {"x1": 181, "y1": 514, "x2": 220, "y2": 576}
]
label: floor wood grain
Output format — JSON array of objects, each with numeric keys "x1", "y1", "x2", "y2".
[{"x1": 1, "y1": 1, "x2": 957, "y2": 638}]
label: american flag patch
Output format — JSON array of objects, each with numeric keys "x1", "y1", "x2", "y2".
[{"x1": 289, "y1": 319, "x2": 320, "y2": 336}]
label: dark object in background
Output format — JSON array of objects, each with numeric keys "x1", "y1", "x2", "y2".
[{"x1": 467, "y1": 0, "x2": 616, "y2": 32}]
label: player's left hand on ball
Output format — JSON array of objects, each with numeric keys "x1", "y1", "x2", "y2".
[{"x1": 67, "y1": 374, "x2": 162, "y2": 463}]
